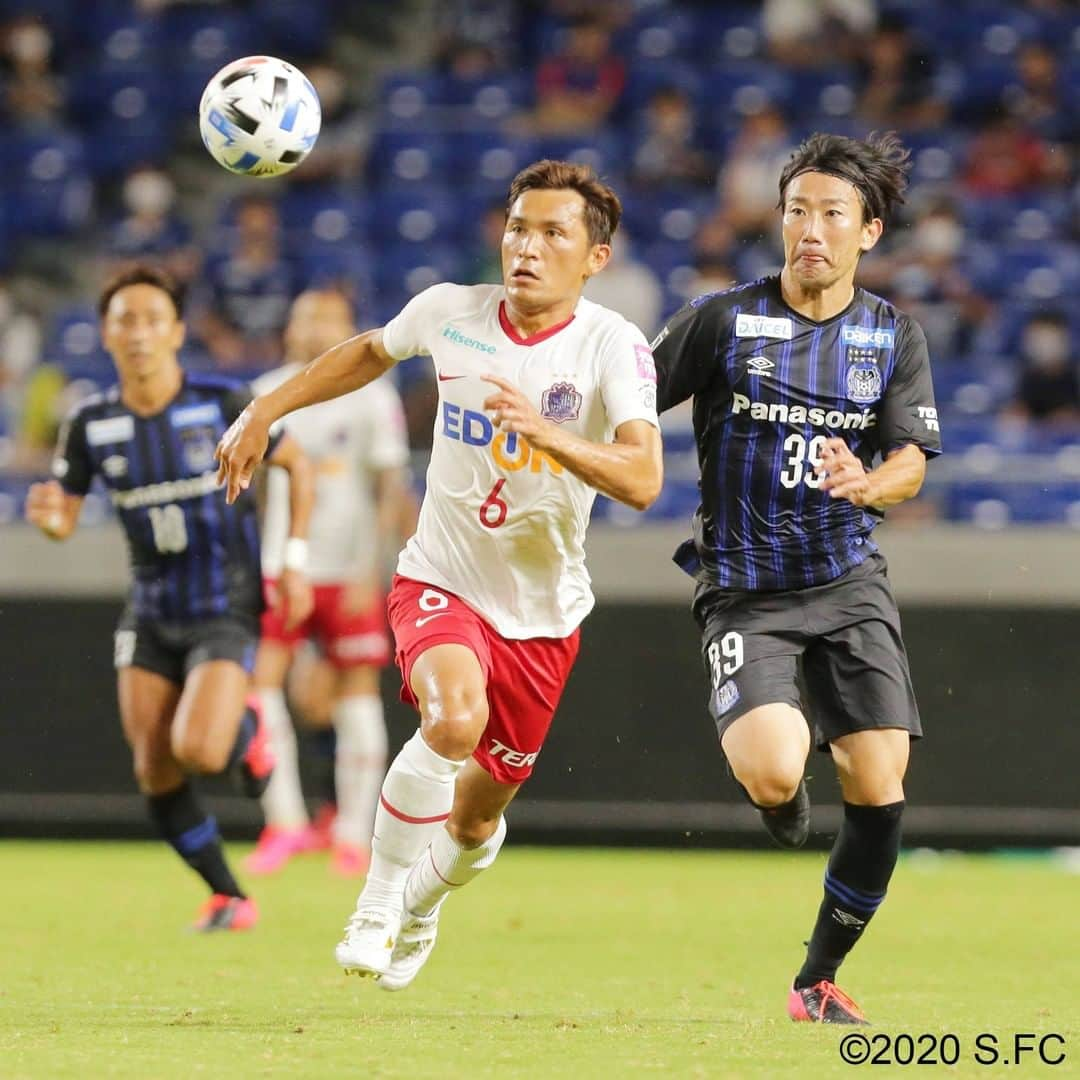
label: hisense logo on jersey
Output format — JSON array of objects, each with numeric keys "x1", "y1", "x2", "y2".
[
  {"x1": 841, "y1": 325, "x2": 895, "y2": 349},
  {"x1": 442, "y1": 325, "x2": 497, "y2": 354},
  {"x1": 730, "y1": 393, "x2": 877, "y2": 431}
]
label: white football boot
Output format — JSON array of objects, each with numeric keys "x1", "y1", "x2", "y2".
[
  {"x1": 335, "y1": 907, "x2": 402, "y2": 978},
  {"x1": 377, "y1": 900, "x2": 444, "y2": 992}
]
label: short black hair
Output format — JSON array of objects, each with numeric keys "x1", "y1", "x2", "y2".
[
  {"x1": 777, "y1": 131, "x2": 912, "y2": 225},
  {"x1": 98, "y1": 263, "x2": 185, "y2": 319}
]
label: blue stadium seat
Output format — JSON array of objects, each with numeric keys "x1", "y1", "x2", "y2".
[
  {"x1": 366, "y1": 188, "x2": 463, "y2": 248},
  {"x1": 373, "y1": 246, "x2": 465, "y2": 301},
  {"x1": 533, "y1": 132, "x2": 627, "y2": 178},
  {"x1": 160, "y1": 7, "x2": 265, "y2": 115},
  {"x1": 0, "y1": 130, "x2": 93, "y2": 238},
  {"x1": 377, "y1": 71, "x2": 447, "y2": 124},
  {"x1": 442, "y1": 72, "x2": 532, "y2": 122},
  {"x1": 280, "y1": 188, "x2": 369, "y2": 250},
  {"x1": 446, "y1": 132, "x2": 540, "y2": 197},
  {"x1": 260, "y1": 0, "x2": 332, "y2": 57},
  {"x1": 367, "y1": 129, "x2": 450, "y2": 189},
  {"x1": 46, "y1": 305, "x2": 112, "y2": 381}
]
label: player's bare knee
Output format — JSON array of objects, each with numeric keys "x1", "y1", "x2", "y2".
[
  {"x1": 419, "y1": 691, "x2": 488, "y2": 761},
  {"x1": 738, "y1": 762, "x2": 804, "y2": 807},
  {"x1": 172, "y1": 731, "x2": 228, "y2": 775}
]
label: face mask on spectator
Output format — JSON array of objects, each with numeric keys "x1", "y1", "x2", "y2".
[
  {"x1": 124, "y1": 171, "x2": 175, "y2": 217},
  {"x1": 915, "y1": 217, "x2": 963, "y2": 258},
  {"x1": 1023, "y1": 325, "x2": 1069, "y2": 370},
  {"x1": 9, "y1": 23, "x2": 51, "y2": 66}
]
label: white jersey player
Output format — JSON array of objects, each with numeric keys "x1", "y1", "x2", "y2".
[
  {"x1": 245, "y1": 289, "x2": 414, "y2": 879},
  {"x1": 216, "y1": 160, "x2": 663, "y2": 991}
]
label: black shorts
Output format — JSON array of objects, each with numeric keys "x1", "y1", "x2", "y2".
[
  {"x1": 114, "y1": 608, "x2": 259, "y2": 685},
  {"x1": 692, "y1": 553, "x2": 922, "y2": 750}
]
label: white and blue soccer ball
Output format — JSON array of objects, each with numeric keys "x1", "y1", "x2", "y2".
[{"x1": 199, "y1": 55, "x2": 321, "y2": 177}]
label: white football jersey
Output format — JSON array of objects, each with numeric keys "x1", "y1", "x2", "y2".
[
  {"x1": 255, "y1": 363, "x2": 409, "y2": 582},
  {"x1": 382, "y1": 282, "x2": 659, "y2": 639}
]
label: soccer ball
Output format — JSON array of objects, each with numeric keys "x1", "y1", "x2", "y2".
[{"x1": 198, "y1": 55, "x2": 321, "y2": 177}]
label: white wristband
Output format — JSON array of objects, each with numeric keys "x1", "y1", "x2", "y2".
[{"x1": 283, "y1": 537, "x2": 308, "y2": 572}]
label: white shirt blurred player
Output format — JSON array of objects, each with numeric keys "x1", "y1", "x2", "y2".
[
  {"x1": 216, "y1": 160, "x2": 663, "y2": 991},
  {"x1": 245, "y1": 289, "x2": 414, "y2": 879}
]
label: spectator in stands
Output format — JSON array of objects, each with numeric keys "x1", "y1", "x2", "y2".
[
  {"x1": 762, "y1": 0, "x2": 876, "y2": 69},
  {"x1": 1, "y1": 14, "x2": 64, "y2": 128},
  {"x1": 196, "y1": 196, "x2": 302, "y2": 371},
  {"x1": 853, "y1": 13, "x2": 946, "y2": 132},
  {"x1": 962, "y1": 111, "x2": 1068, "y2": 197},
  {"x1": 0, "y1": 277, "x2": 44, "y2": 470},
  {"x1": 529, "y1": 13, "x2": 625, "y2": 134},
  {"x1": 582, "y1": 231, "x2": 663, "y2": 336},
  {"x1": 466, "y1": 201, "x2": 505, "y2": 285},
  {"x1": 1001, "y1": 310, "x2": 1080, "y2": 428},
  {"x1": 286, "y1": 59, "x2": 371, "y2": 186},
  {"x1": 718, "y1": 105, "x2": 794, "y2": 243},
  {"x1": 1003, "y1": 42, "x2": 1071, "y2": 141},
  {"x1": 859, "y1": 200, "x2": 991, "y2": 362},
  {"x1": 106, "y1": 166, "x2": 199, "y2": 284},
  {"x1": 630, "y1": 85, "x2": 714, "y2": 191}
]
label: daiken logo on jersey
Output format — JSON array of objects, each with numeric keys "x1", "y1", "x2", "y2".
[
  {"x1": 841, "y1": 325, "x2": 894, "y2": 349},
  {"x1": 441, "y1": 325, "x2": 497, "y2": 354},
  {"x1": 441, "y1": 401, "x2": 564, "y2": 475}
]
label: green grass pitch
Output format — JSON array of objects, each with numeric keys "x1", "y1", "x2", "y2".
[{"x1": 3, "y1": 842, "x2": 1077, "y2": 1078}]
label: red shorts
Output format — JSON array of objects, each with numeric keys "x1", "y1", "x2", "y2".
[
  {"x1": 387, "y1": 575, "x2": 580, "y2": 784},
  {"x1": 261, "y1": 579, "x2": 391, "y2": 669}
]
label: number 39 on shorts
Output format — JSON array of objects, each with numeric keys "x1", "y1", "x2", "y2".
[{"x1": 707, "y1": 632, "x2": 744, "y2": 688}]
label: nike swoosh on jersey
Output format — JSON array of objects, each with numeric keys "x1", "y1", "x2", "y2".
[
  {"x1": 415, "y1": 611, "x2": 452, "y2": 627},
  {"x1": 437, "y1": 373, "x2": 467, "y2": 381}
]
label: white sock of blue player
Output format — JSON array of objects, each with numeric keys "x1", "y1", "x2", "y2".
[
  {"x1": 358, "y1": 729, "x2": 465, "y2": 913},
  {"x1": 404, "y1": 816, "x2": 508, "y2": 917},
  {"x1": 332, "y1": 694, "x2": 388, "y2": 849},
  {"x1": 257, "y1": 687, "x2": 307, "y2": 829}
]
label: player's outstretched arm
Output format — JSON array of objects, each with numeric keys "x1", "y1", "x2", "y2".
[
  {"x1": 25, "y1": 479, "x2": 83, "y2": 540},
  {"x1": 816, "y1": 440, "x2": 926, "y2": 509},
  {"x1": 482, "y1": 375, "x2": 663, "y2": 511},
  {"x1": 216, "y1": 328, "x2": 397, "y2": 503}
]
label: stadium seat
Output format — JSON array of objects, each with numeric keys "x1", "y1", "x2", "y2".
[
  {"x1": 445, "y1": 132, "x2": 539, "y2": 197},
  {"x1": 367, "y1": 129, "x2": 449, "y2": 189},
  {"x1": 377, "y1": 71, "x2": 447, "y2": 124},
  {"x1": 0, "y1": 130, "x2": 93, "y2": 238}
]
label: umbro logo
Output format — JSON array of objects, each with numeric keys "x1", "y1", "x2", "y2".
[
  {"x1": 832, "y1": 910, "x2": 866, "y2": 929},
  {"x1": 746, "y1": 355, "x2": 774, "y2": 375}
]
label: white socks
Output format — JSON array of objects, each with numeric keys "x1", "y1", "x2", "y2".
[
  {"x1": 332, "y1": 695, "x2": 388, "y2": 848},
  {"x1": 359, "y1": 729, "x2": 465, "y2": 912},
  {"x1": 404, "y1": 816, "x2": 507, "y2": 917},
  {"x1": 257, "y1": 687, "x2": 308, "y2": 829}
]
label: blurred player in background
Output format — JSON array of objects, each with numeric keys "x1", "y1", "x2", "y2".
[
  {"x1": 245, "y1": 288, "x2": 415, "y2": 879},
  {"x1": 653, "y1": 133, "x2": 941, "y2": 1022},
  {"x1": 216, "y1": 160, "x2": 663, "y2": 991},
  {"x1": 25, "y1": 264, "x2": 314, "y2": 931}
]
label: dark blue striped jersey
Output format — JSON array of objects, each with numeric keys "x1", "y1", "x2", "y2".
[
  {"x1": 653, "y1": 275, "x2": 942, "y2": 592},
  {"x1": 52, "y1": 373, "x2": 283, "y2": 621}
]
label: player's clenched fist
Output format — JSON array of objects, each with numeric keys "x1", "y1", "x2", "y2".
[
  {"x1": 816, "y1": 437, "x2": 876, "y2": 506},
  {"x1": 25, "y1": 479, "x2": 72, "y2": 538},
  {"x1": 215, "y1": 402, "x2": 270, "y2": 504}
]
